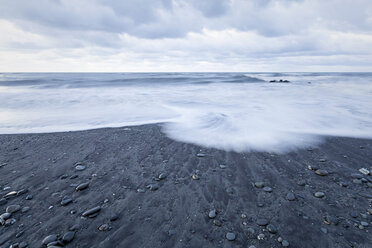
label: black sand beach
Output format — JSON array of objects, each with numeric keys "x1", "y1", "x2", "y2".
[{"x1": 0, "y1": 124, "x2": 371, "y2": 248}]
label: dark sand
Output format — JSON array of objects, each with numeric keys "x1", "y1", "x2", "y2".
[{"x1": 0, "y1": 124, "x2": 371, "y2": 248}]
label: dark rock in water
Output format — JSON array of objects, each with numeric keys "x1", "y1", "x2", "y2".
[
  {"x1": 263, "y1": 187, "x2": 273, "y2": 192},
  {"x1": 61, "y1": 196, "x2": 73, "y2": 206},
  {"x1": 315, "y1": 169, "x2": 329, "y2": 176},
  {"x1": 226, "y1": 232, "x2": 236, "y2": 241},
  {"x1": 42, "y1": 234, "x2": 58, "y2": 245},
  {"x1": 76, "y1": 182, "x2": 89, "y2": 191},
  {"x1": 208, "y1": 209, "x2": 217, "y2": 219},
  {"x1": 286, "y1": 192, "x2": 296, "y2": 201},
  {"x1": 196, "y1": 153, "x2": 206, "y2": 157},
  {"x1": 256, "y1": 219, "x2": 269, "y2": 226},
  {"x1": 267, "y1": 224, "x2": 278, "y2": 234},
  {"x1": 6, "y1": 205, "x2": 21, "y2": 213},
  {"x1": 62, "y1": 231, "x2": 75, "y2": 243},
  {"x1": 82, "y1": 206, "x2": 101, "y2": 217},
  {"x1": 0, "y1": 198, "x2": 7, "y2": 206}
]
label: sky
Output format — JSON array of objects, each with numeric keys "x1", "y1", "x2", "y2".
[{"x1": 0, "y1": 0, "x2": 372, "y2": 72}]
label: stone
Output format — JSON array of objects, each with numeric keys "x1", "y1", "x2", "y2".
[
  {"x1": 75, "y1": 165, "x2": 86, "y2": 171},
  {"x1": 226, "y1": 232, "x2": 236, "y2": 241},
  {"x1": 351, "y1": 173, "x2": 363, "y2": 179},
  {"x1": 257, "y1": 233, "x2": 265, "y2": 240},
  {"x1": 17, "y1": 189, "x2": 28, "y2": 195},
  {"x1": 61, "y1": 196, "x2": 73, "y2": 206},
  {"x1": 82, "y1": 206, "x2": 101, "y2": 217},
  {"x1": 208, "y1": 210, "x2": 216, "y2": 219},
  {"x1": 263, "y1": 187, "x2": 273, "y2": 192},
  {"x1": 219, "y1": 165, "x2": 227, "y2": 169},
  {"x1": 282, "y1": 240, "x2": 290, "y2": 247},
  {"x1": 16, "y1": 231, "x2": 24, "y2": 238},
  {"x1": 76, "y1": 182, "x2": 89, "y2": 191},
  {"x1": 191, "y1": 174, "x2": 200, "y2": 180},
  {"x1": 314, "y1": 192, "x2": 325, "y2": 198},
  {"x1": 254, "y1": 182, "x2": 264, "y2": 188},
  {"x1": 353, "y1": 179, "x2": 362, "y2": 184},
  {"x1": 42, "y1": 235, "x2": 57, "y2": 245},
  {"x1": 110, "y1": 213, "x2": 119, "y2": 221},
  {"x1": 25, "y1": 194, "x2": 33, "y2": 200},
  {"x1": 146, "y1": 184, "x2": 159, "y2": 191},
  {"x1": 359, "y1": 168, "x2": 370, "y2": 175},
  {"x1": 6, "y1": 205, "x2": 20, "y2": 213},
  {"x1": 286, "y1": 192, "x2": 296, "y2": 201},
  {"x1": 315, "y1": 169, "x2": 329, "y2": 176},
  {"x1": 213, "y1": 219, "x2": 221, "y2": 226},
  {"x1": 0, "y1": 198, "x2": 7, "y2": 206},
  {"x1": 350, "y1": 211, "x2": 358, "y2": 218},
  {"x1": 4, "y1": 191, "x2": 17, "y2": 199},
  {"x1": 158, "y1": 173, "x2": 167, "y2": 180},
  {"x1": 297, "y1": 180, "x2": 306, "y2": 186},
  {"x1": 196, "y1": 153, "x2": 206, "y2": 157},
  {"x1": 62, "y1": 231, "x2": 75, "y2": 243},
  {"x1": 69, "y1": 224, "x2": 80, "y2": 231},
  {"x1": 321, "y1": 227, "x2": 328, "y2": 234},
  {"x1": 19, "y1": 242, "x2": 28, "y2": 248},
  {"x1": 319, "y1": 158, "x2": 326, "y2": 162},
  {"x1": 256, "y1": 219, "x2": 268, "y2": 226},
  {"x1": 267, "y1": 224, "x2": 278, "y2": 234},
  {"x1": 360, "y1": 221, "x2": 369, "y2": 227},
  {"x1": 98, "y1": 224, "x2": 110, "y2": 231},
  {"x1": 21, "y1": 207, "x2": 30, "y2": 213}
]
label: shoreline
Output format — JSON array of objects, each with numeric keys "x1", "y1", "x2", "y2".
[{"x1": 0, "y1": 124, "x2": 371, "y2": 247}]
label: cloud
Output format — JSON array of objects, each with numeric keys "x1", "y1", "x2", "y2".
[{"x1": 0, "y1": 0, "x2": 372, "y2": 71}]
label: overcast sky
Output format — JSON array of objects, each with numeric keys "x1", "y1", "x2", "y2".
[{"x1": 0, "y1": 0, "x2": 372, "y2": 72}]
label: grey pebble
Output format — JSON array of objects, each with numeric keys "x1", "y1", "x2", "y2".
[
  {"x1": 82, "y1": 206, "x2": 101, "y2": 217},
  {"x1": 226, "y1": 232, "x2": 236, "y2": 241},
  {"x1": 61, "y1": 196, "x2": 73, "y2": 206},
  {"x1": 19, "y1": 242, "x2": 28, "y2": 248},
  {"x1": 213, "y1": 220, "x2": 221, "y2": 227},
  {"x1": 315, "y1": 169, "x2": 329, "y2": 176},
  {"x1": 256, "y1": 219, "x2": 269, "y2": 226},
  {"x1": 146, "y1": 184, "x2": 159, "y2": 191},
  {"x1": 0, "y1": 198, "x2": 7, "y2": 206},
  {"x1": 321, "y1": 227, "x2": 328, "y2": 234},
  {"x1": 297, "y1": 180, "x2": 306, "y2": 186},
  {"x1": 263, "y1": 187, "x2": 273, "y2": 192},
  {"x1": 314, "y1": 192, "x2": 325, "y2": 198},
  {"x1": 158, "y1": 173, "x2": 167, "y2": 180},
  {"x1": 6, "y1": 205, "x2": 21, "y2": 213},
  {"x1": 208, "y1": 210, "x2": 216, "y2": 219},
  {"x1": 353, "y1": 179, "x2": 362, "y2": 184},
  {"x1": 110, "y1": 213, "x2": 119, "y2": 221},
  {"x1": 42, "y1": 234, "x2": 57, "y2": 245},
  {"x1": 75, "y1": 165, "x2": 86, "y2": 171},
  {"x1": 17, "y1": 189, "x2": 28, "y2": 195},
  {"x1": 98, "y1": 223, "x2": 110, "y2": 231},
  {"x1": 62, "y1": 231, "x2": 75, "y2": 243},
  {"x1": 286, "y1": 192, "x2": 296, "y2": 201},
  {"x1": 25, "y1": 194, "x2": 33, "y2": 200},
  {"x1": 360, "y1": 221, "x2": 369, "y2": 227},
  {"x1": 254, "y1": 182, "x2": 264, "y2": 188},
  {"x1": 267, "y1": 224, "x2": 278, "y2": 234},
  {"x1": 69, "y1": 224, "x2": 80, "y2": 231},
  {"x1": 282, "y1": 240, "x2": 290, "y2": 247},
  {"x1": 196, "y1": 153, "x2": 206, "y2": 157},
  {"x1": 21, "y1": 207, "x2": 30, "y2": 213},
  {"x1": 76, "y1": 182, "x2": 89, "y2": 191}
]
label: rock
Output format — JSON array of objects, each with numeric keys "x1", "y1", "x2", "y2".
[
  {"x1": 256, "y1": 219, "x2": 268, "y2": 226},
  {"x1": 254, "y1": 182, "x2": 264, "y2": 188},
  {"x1": 5, "y1": 218, "x2": 16, "y2": 225},
  {"x1": 19, "y1": 242, "x2": 28, "y2": 248},
  {"x1": 219, "y1": 165, "x2": 227, "y2": 169},
  {"x1": 76, "y1": 182, "x2": 89, "y2": 191},
  {"x1": 208, "y1": 210, "x2": 216, "y2": 219},
  {"x1": 158, "y1": 173, "x2": 167, "y2": 180},
  {"x1": 358, "y1": 192, "x2": 372, "y2": 198},
  {"x1": 69, "y1": 224, "x2": 80, "y2": 231},
  {"x1": 282, "y1": 240, "x2": 290, "y2": 247},
  {"x1": 62, "y1": 231, "x2": 75, "y2": 243},
  {"x1": 25, "y1": 194, "x2": 33, "y2": 200},
  {"x1": 168, "y1": 229, "x2": 176, "y2": 236},
  {"x1": 367, "y1": 209, "x2": 372, "y2": 215},
  {"x1": 60, "y1": 174, "x2": 68, "y2": 179},
  {"x1": 263, "y1": 186, "x2": 272, "y2": 192},
  {"x1": 319, "y1": 158, "x2": 326, "y2": 162},
  {"x1": 110, "y1": 213, "x2": 119, "y2": 222},
  {"x1": 213, "y1": 220, "x2": 221, "y2": 226},
  {"x1": 324, "y1": 216, "x2": 340, "y2": 225},
  {"x1": 21, "y1": 207, "x2": 30, "y2": 213},
  {"x1": 359, "y1": 168, "x2": 370, "y2": 175},
  {"x1": 137, "y1": 188, "x2": 145, "y2": 193},
  {"x1": 314, "y1": 192, "x2": 325, "y2": 198},
  {"x1": 196, "y1": 153, "x2": 206, "y2": 157},
  {"x1": 315, "y1": 169, "x2": 329, "y2": 176},
  {"x1": 248, "y1": 246, "x2": 256, "y2": 248},
  {"x1": 307, "y1": 164, "x2": 319, "y2": 171},
  {"x1": 267, "y1": 224, "x2": 278, "y2": 234},
  {"x1": 286, "y1": 192, "x2": 296, "y2": 201},
  {"x1": 70, "y1": 175, "x2": 78, "y2": 179},
  {"x1": 360, "y1": 221, "x2": 369, "y2": 227},
  {"x1": 61, "y1": 196, "x2": 73, "y2": 206},
  {"x1": 98, "y1": 223, "x2": 110, "y2": 231},
  {"x1": 82, "y1": 206, "x2": 101, "y2": 217},
  {"x1": 75, "y1": 165, "x2": 86, "y2": 171},
  {"x1": 0, "y1": 213, "x2": 11, "y2": 220},
  {"x1": 42, "y1": 235, "x2": 57, "y2": 245},
  {"x1": 17, "y1": 189, "x2": 28, "y2": 196},
  {"x1": 321, "y1": 227, "x2": 328, "y2": 234},
  {"x1": 0, "y1": 198, "x2": 7, "y2": 206},
  {"x1": 353, "y1": 179, "x2": 362, "y2": 184},
  {"x1": 146, "y1": 184, "x2": 159, "y2": 191},
  {"x1": 257, "y1": 233, "x2": 265, "y2": 240},
  {"x1": 4, "y1": 191, "x2": 17, "y2": 199},
  {"x1": 241, "y1": 214, "x2": 247, "y2": 219},
  {"x1": 191, "y1": 174, "x2": 200, "y2": 180},
  {"x1": 297, "y1": 180, "x2": 306, "y2": 186},
  {"x1": 350, "y1": 211, "x2": 358, "y2": 218},
  {"x1": 16, "y1": 231, "x2": 24, "y2": 238},
  {"x1": 226, "y1": 232, "x2": 236, "y2": 241},
  {"x1": 351, "y1": 173, "x2": 363, "y2": 179},
  {"x1": 6, "y1": 205, "x2": 20, "y2": 213}
]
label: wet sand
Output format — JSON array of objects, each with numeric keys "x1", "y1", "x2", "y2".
[{"x1": 0, "y1": 124, "x2": 371, "y2": 248}]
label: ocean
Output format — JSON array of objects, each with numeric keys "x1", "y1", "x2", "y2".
[{"x1": 1, "y1": 72, "x2": 372, "y2": 152}]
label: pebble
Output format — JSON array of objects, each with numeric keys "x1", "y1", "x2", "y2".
[
  {"x1": 21, "y1": 207, "x2": 30, "y2": 213},
  {"x1": 351, "y1": 173, "x2": 363, "y2": 179},
  {"x1": 213, "y1": 220, "x2": 221, "y2": 226},
  {"x1": 0, "y1": 198, "x2": 7, "y2": 206},
  {"x1": 61, "y1": 196, "x2": 73, "y2": 206},
  {"x1": 297, "y1": 180, "x2": 306, "y2": 186},
  {"x1": 19, "y1": 242, "x2": 27, "y2": 248},
  {"x1": 249, "y1": 246, "x2": 256, "y2": 248},
  {"x1": 219, "y1": 165, "x2": 227, "y2": 169},
  {"x1": 208, "y1": 210, "x2": 216, "y2": 219},
  {"x1": 5, "y1": 218, "x2": 16, "y2": 226},
  {"x1": 75, "y1": 165, "x2": 86, "y2": 171},
  {"x1": 256, "y1": 219, "x2": 269, "y2": 226},
  {"x1": 0, "y1": 212, "x2": 11, "y2": 220},
  {"x1": 76, "y1": 182, "x2": 89, "y2": 191},
  {"x1": 191, "y1": 174, "x2": 200, "y2": 180},
  {"x1": 196, "y1": 153, "x2": 206, "y2": 157},
  {"x1": 308, "y1": 164, "x2": 319, "y2": 171},
  {"x1": 17, "y1": 189, "x2": 28, "y2": 195},
  {"x1": 257, "y1": 233, "x2": 265, "y2": 240},
  {"x1": 70, "y1": 175, "x2": 78, "y2": 179},
  {"x1": 146, "y1": 184, "x2": 159, "y2": 191},
  {"x1": 69, "y1": 224, "x2": 80, "y2": 231},
  {"x1": 353, "y1": 179, "x2": 362, "y2": 184},
  {"x1": 16, "y1": 231, "x2": 24, "y2": 238},
  {"x1": 315, "y1": 169, "x2": 329, "y2": 176},
  {"x1": 62, "y1": 232, "x2": 75, "y2": 243},
  {"x1": 4, "y1": 191, "x2": 17, "y2": 199},
  {"x1": 278, "y1": 237, "x2": 283, "y2": 242},
  {"x1": 282, "y1": 240, "x2": 290, "y2": 247},
  {"x1": 6, "y1": 204, "x2": 21, "y2": 213},
  {"x1": 25, "y1": 194, "x2": 33, "y2": 200},
  {"x1": 263, "y1": 186, "x2": 273, "y2": 192},
  {"x1": 168, "y1": 229, "x2": 176, "y2": 236},
  {"x1": 360, "y1": 221, "x2": 369, "y2": 227},
  {"x1": 98, "y1": 223, "x2": 110, "y2": 231},
  {"x1": 321, "y1": 227, "x2": 328, "y2": 234},
  {"x1": 82, "y1": 206, "x2": 101, "y2": 217},
  {"x1": 137, "y1": 188, "x2": 145, "y2": 193},
  {"x1": 367, "y1": 209, "x2": 372, "y2": 215},
  {"x1": 254, "y1": 182, "x2": 265, "y2": 188},
  {"x1": 158, "y1": 173, "x2": 167, "y2": 180},
  {"x1": 267, "y1": 224, "x2": 278, "y2": 234},
  {"x1": 42, "y1": 234, "x2": 58, "y2": 245},
  {"x1": 314, "y1": 192, "x2": 325, "y2": 198},
  {"x1": 286, "y1": 192, "x2": 296, "y2": 201},
  {"x1": 350, "y1": 211, "x2": 358, "y2": 218},
  {"x1": 110, "y1": 213, "x2": 119, "y2": 221},
  {"x1": 226, "y1": 232, "x2": 236, "y2": 241},
  {"x1": 60, "y1": 174, "x2": 68, "y2": 179},
  {"x1": 319, "y1": 158, "x2": 326, "y2": 162}
]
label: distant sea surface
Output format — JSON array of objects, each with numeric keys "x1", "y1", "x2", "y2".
[{"x1": 1, "y1": 72, "x2": 372, "y2": 152}]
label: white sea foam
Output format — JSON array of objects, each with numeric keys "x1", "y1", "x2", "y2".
[{"x1": 1, "y1": 73, "x2": 372, "y2": 152}]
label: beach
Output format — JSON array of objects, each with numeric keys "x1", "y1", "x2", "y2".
[{"x1": 0, "y1": 124, "x2": 371, "y2": 248}]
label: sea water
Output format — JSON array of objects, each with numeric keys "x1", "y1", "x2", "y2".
[{"x1": 1, "y1": 72, "x2": 372, "y2": 152}]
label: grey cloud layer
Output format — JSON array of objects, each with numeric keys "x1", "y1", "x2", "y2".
[{"x1": 0, "y1": 0, "x2": 372, "y2": 71}]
